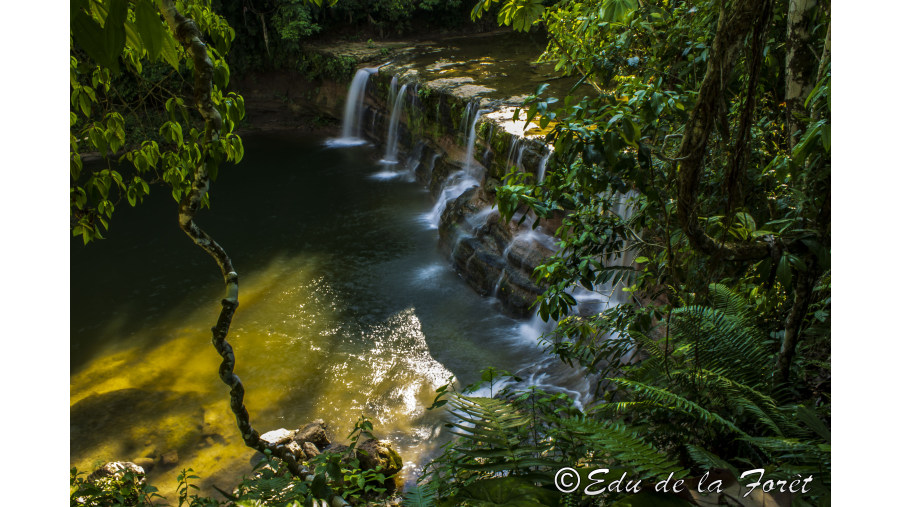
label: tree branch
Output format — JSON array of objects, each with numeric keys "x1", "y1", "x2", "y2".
[
  {"x1": 158, "y1": 0, "x2": 302, "y2": 475},
  {"x1": 675, "y1": 0, "x2": 773, "y2": 262}
]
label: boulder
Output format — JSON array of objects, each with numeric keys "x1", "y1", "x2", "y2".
[
  {"x1": 356, "y1": 439, "x2": 403, "y2": 494},
  {"x1": 286, "y1": 440, "x2": 304, "y2": 460},
  {"x1": 294, "y1": 419, "x2": 330, "y2": 449},
  {"x1": 302, "y1": 441, "x2": 321, "y2": 459},
  {"x1": 260, "y1": 428, "x2": 295, "y2": 447},
  {"x1": 322, "y1": 443, "x2": 357, "y2": 466}
]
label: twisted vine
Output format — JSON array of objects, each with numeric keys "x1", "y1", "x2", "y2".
[{"x1": 158, "y1": 0, "x2": 302, "y2": 476}]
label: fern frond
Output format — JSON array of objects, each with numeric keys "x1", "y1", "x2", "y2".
[
  {"x1": 402, "y1": 484, "x2": 436, "y2": 507},
  {"x1": 443, "y1": 394, "x2": 549, "y2": 476},
  {"x1": 548, "y1": 414, "x2": 686, "y2": 480},
  {"x1": 669, "y1": 305, "x2": 770, "y2": 387},
  {"x1": 608, "y1": 377, "x2": 748, "y2": 437},
  {"x1": 708, "y1": 283, "x2": 750, "y2": 321},
  {"x1": 684, "y1": 444, "x2": 740, "y2": 478},
  {"x1": 668, "y1": 369, "x2": 799, "y2": 437}
]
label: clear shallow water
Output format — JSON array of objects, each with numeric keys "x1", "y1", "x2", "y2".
[{"x1": 70, "y1": 131, "x2": 575, "y2": 499}]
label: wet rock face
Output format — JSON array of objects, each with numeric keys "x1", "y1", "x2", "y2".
[{"x1": 437, "y1": 186, "x2": 549, "y2": 317}]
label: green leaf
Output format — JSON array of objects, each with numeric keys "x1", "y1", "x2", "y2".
[
  {"x1": 621, "y1": 118, "x2": 640, "y2": 146},
  {"x1": 71, "y1": 0, "x2": 113, "y2": 70},
  {"x1": 80, "y1": 92, "x2": 92, "y2": 117},
  {"x1": 124, "y1": 20, "x2": 144, "y2": 56},
  {"x1": 776, "y1": 255, "x2": 791, "y2": 288},
  {"x1": 135, "y1": 0, "x2": 165, "y2": 61},
  {"x1": 102, "y1": 0, "x2": 129, "y2": 68},
  {"x1": 159, "y1": 29, "x2": 181, "y2": 70},
  {"x1": 819, "y1": 123, "x2": 830, "y2": 151},
  {"x1": 232, "y1": 136, "x2": 244, "y2": 163}
]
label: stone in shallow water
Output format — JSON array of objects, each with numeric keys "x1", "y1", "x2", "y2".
[
  {"x1": 301, "y1": 441, "x2": 320, "y2": 459},
  {"x1": 293, "y1": 419, "x2": 330, "y2": 449},
  {"x1": 161, "y1": 450, "x2": 179, "y2": 466},
  {"x1": 260, "y1": 428, "x2": 294, "y2": 447}
]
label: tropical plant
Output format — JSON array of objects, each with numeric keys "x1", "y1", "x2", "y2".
[
  {"x1": 70, "y1": 0, "x2": 326, "y2": 478},
  {"x1": 418, "y1": 5, "x2": 831, "y2": 502},
  {"x1": 422, "y1": 285, "x2": 830, "y2": 505},
  {"x1": 484, "y1": 0, "x2": 831, "y2": 386}
]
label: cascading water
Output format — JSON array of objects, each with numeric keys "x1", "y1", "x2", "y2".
[
  {"x1": 464, "y1": 109, "x2": 487, "y2": 175},
  {"x1": 536, "y1": 150, "x2": 551, "y2": 183},
  {"x1": 424, "y1": 153, "x2": 440, "y2": 184},
  {"x1": 506, "y1": 137, "x2": 520, "y2": 170},
  {"x1": 424, "y1": 107, "x2": 487, "y2": 229},
  {"x1": 382, "y1": 84, "x2": 409, "y2": 164},
  {"x1": 516, "y1": 190, "x2": 639, "y2": 350},
  {"x1": 349, "y1": 71, "x2": 624, "y2": 408},
  {"x1": 388, "y1": 75, "x2": 399, "y2": 106},
  {"x1": 328, "y1": 67, "x2": 377, "y2": 147}
]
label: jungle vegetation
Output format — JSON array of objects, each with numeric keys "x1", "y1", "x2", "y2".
[{"x1": 70, "y1": 0, "x2": 831, "y2": 505}]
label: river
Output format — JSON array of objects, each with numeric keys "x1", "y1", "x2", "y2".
[{"x1": 70, "y1": 130, "x2": 577, "y2": 499}]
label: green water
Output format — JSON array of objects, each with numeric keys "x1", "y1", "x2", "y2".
[{"x1": 70, "y1": 131, "x2": 557, "y2": 498}]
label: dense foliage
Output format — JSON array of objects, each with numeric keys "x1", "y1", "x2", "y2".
[
  {"x1": 71, "y1": 0, "x2": 830, "y2": 505},
  {"x1": 215, "y1": 0, "x2": 484, "y2": 77},
  {"x1": 416, "y1": 0, "x2": 831, "y2": 505},
  {"x1": 70, "y1": 0, "x2": 246, "y2": 244}
]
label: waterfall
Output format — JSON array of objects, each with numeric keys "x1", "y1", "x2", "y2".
[
  {"x1": 328, "y1": 67, "x2": 377, "y2": 147},
  {"x1": 506, "y1": 137, "x2": 520, "y2": 170},
  {"x1": 537, "y1": 150, "x2": 551, "y2": 183},
  {"x1": 381, "y1": 83, "x2": 409, "y2": 164},
  {"x1": 464, "y1": 109, "x2": 488, "y2": 175},
  {"x1": 515, "y1": 190, "x2": 639, "y2": 362},
  {"x1": 405, "y1": 142, "x2": 425, "y2": 182},
  {"x1": 388, "y1": 75, "x2": 398, "y2": 107},
  {"x1": 425, "y1": 152, "x2": 440, "y2": 184},
  {"x1": 460, "y1": 102, "x2": 475, "y2": 135},
  {"x1": 424, "y1": 171, "x2": 479, "y2": 229},
  {"x1": 515, "y1": 142, "x2": 526, "y2": 169}
]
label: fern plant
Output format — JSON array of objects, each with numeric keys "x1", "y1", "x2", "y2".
[
  {"x1": 595, "y1": 284, "x2": 831, "y2": 500},
  {"x1": 421, "y1": 284, "x2": 830, "y2": 505}
]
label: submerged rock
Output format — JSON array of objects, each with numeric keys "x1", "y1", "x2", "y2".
[
  {"x1": 161, "y1": 450, "x2": 179, "y2": 467},
  {"x1": 132, "y1": 457, "x2": 155, "y2": 472}
]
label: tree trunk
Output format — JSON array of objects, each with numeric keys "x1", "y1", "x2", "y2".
[
  {"x1": 785, "y1": 0, "x2": 818, "y2": 149},
  {"x1": 158, "y1": 0, "x2": 302, "y2": 475},
  {"x1": 775, "y1": 271, "x2": 817, "y2": 385},
  {"x1": 675, "y1": 0, "x2": 774, "y2": 262}
]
